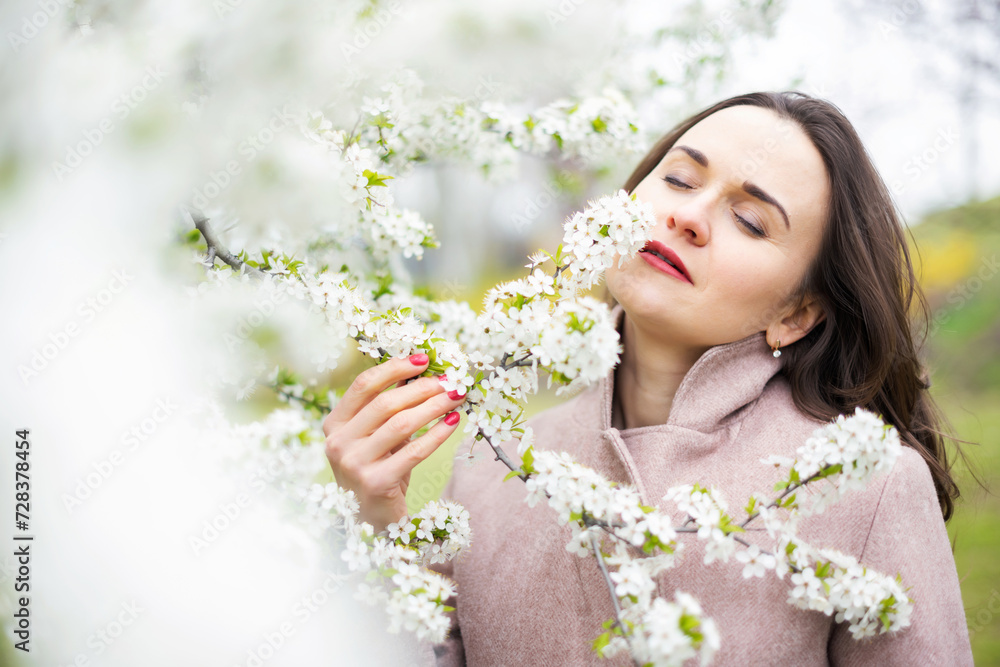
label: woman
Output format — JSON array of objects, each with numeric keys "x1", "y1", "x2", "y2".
[{"x1": 323, "y1": 92, "x2": 974, "y2": 665}]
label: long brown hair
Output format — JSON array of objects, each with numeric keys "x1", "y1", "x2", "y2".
[{"x1": 620, "y1": 91, "x2": 973, "y2": 522}]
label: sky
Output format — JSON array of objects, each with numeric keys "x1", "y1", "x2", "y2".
[{"x1": 721, "y1": 0, "x2": 999, "y2": 221}]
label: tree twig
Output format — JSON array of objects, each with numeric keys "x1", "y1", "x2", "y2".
[
  {"x1": 186, "y1": 207, "x2": 264, "y2": 278},
  {"x1": 587, "y1": 529, "x2": 640, "y2": 667},
  {"x1": 272, "y1": 384, "x2": 331, "y2": 414},
  {"x1": 480, "y1": 432, "x2": 527, "y2": 480},
  {"x1": 738, "y1": 469, "x2": 822, "y2": 529}
]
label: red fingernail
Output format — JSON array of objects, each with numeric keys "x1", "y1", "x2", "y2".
[
  {"x1": 444, "y1": 411, "x2": 460, "y2": 426},
  {"x1": 447, "y1": 390, "x2": 463, "y2": 400},
  {"x1": 409, "y1": 353, "x2": 429, "y2": 366}
]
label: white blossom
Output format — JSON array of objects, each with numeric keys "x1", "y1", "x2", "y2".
[
  {"x1": 764, "y1": 408, "x2": 903, "y2": 516},
  {"x1": 735, "y1": 544, "x2": 776, "y2": 579},
  {"x1": 189, "y1": 90, "x2": 911, "y2": 660},
  {"x1": 560, "y1": 189, "x2": 656, "y2": 288}
]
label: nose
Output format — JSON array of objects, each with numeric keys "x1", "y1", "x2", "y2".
[{"x1": 666, "y1": 197, "x2": 711, "y2": 246}]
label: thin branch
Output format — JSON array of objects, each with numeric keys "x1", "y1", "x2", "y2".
[
  {"x1": 187, "y1": 207, "x2": 264, "y2": 278},
  {"x1": 587, "y1": 530, "x2": 640, "y2": 667},
  {"x1": 480, "y1": 432, "x2": 526, "y2": 479},
  {"x1": 676, "y1": 466, "x2": 825, "y2": 532},
  {"x1": 272, "y1": 384, "x2": 331, "y2": 414},
  {"x1": 507, "y1": 352, "x2": 535, "y2": 368},
  {"x1": 738, "y1": 469, "x2": 823, "y2": 529}
]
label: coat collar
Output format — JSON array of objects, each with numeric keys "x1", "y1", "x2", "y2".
[{"x1": 593, "y1": 304, "x2": 783, "y2": 435}]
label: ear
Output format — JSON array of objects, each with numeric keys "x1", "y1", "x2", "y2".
[{"x1": 766, "y1": 294, "x2": 826, "y2": 350}]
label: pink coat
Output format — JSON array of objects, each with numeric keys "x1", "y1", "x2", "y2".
[{"x1": 429, "y1": 312, "x2": 972, "y2": 666}]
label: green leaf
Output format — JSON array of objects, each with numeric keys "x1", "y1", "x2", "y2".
[
  {"x1": 503, "y1": 469, "x2": 522, "y2": 482},
  {"x1": 719, "y1": 515, "x2": 745, "y2": 535},
  {"x1": 819, "y1": 463, "x2": 843, "y2": 479},
  {"x1": 679, "y1": 613, "x2": 700, "y2": 633},
  {"x1": 521, "y1": 446, "x2": 535, "y2": 470},
  {"x1": 372, "y1": 272, "x2": 394, "y2": 299},
  {"x1": 362, "y1": 168, "x2": 393, "y2": 188},
  {"x1": 592, "y1": 632, "x2": 611, "y2": 653},
  {"x1": 591, "y1": 116, "x2": 607, "y2": 133}
]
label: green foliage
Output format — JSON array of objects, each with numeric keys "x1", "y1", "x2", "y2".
[
  {"x1": 817, "y1": 463, "x2": 842, "y2": 479},
  {"x1": 910, "y1": 196, "x2": 1000, "y2": 663},
  {"x1": 718, "y1": 514, "x2": 745, "y2": 535},
  {"x1": 363, "y1": 168, "x2": 393, "y2": 188},
  {"x1": 521, "y1": 446, "x2": 536, "y2": 475},
  {"x1": 592, "y1": 630, "x2": 612, "y2": 653},
  {"x1": 679, "y1": 612, "x2": 703, "y2": 643}
]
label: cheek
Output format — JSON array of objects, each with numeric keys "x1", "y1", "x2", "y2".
[
  {"x1": 705, "y1": 257, "x2": 794, "y2": 326},
  {"x1": 604, "y1": 256, "x2": 636, "y2": 300}
]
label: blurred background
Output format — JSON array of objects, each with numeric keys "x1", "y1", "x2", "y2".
[{"x1": 0, "y1": 0, "x2": 997, "y2": 664}]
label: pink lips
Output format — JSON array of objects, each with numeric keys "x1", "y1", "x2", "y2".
[{"x1": 639, "y1": 240, "x2": 692, "y2": 284}]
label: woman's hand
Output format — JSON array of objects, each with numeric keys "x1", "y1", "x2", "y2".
[{"x1": 322, "y1": 353, "x2": 466, "y2": 533}]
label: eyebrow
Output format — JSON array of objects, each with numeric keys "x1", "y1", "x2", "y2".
[
  {"x1": 668, "y1": 145, "x2": 708, "y2": 167},
  {"x1": 666, "y1": 144, "x2": 791, "y2": 229},
  {"x1": 741, "y1": 182, "x2": 790, "y2": 230}
]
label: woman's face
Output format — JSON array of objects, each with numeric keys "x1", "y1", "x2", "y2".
[{"x1": 606, "y1": 105, "x2": 831, "y2": 352}]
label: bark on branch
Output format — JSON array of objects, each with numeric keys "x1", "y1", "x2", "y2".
[
  {"x1": 588, "y1": 529, "x2": 640, "y2": 667},
  {"x1": 186, "y1": 207, "x2": 264, "y2": 278}
]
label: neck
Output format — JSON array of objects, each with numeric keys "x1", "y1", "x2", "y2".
[{"x1": 613, "y1": 313, "x2": 707, "y2": 430}]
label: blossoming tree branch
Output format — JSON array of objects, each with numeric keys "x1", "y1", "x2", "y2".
[
  {"x1": 166, "y1": 2, "x2": 911, "y2": 665},
  {"x1": 188, "y1": 184, "x2": 912, "y2": 666}
]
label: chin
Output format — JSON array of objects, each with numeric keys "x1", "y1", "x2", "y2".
[
  {"x1": 607, "y1": 280, "x2": 666, "y2": 332},
  {"x1": 606, "y1": 260, "x2": 663, "y2": 316}
]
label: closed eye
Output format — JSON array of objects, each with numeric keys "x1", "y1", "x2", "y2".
[
  {"x1": 734, "y1": 212, "x2": 766, "y2": 238},
  {"x1": 662, "y1": 175, "x2": 692, "y2": 189},
  {"x1": 664, "y1": 172, "x2": 766, "y2": 238}
]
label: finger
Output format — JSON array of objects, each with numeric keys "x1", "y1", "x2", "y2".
[
  {"x1": 362, "y1": 390, "x2": 465, "y2": 459},
  {"x1": 379, "y1": 410, "x2": 463, "y2": 481},
  {"x1": 344, "y1": 378, "x2": 460, "y2": 444},
  {"x1": 324, "y1": 353, "x2": 430, "y2": 433}
]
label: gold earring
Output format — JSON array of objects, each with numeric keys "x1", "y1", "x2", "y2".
[{"x1": 771, "y1": 339, "x2": 782, "y2": 358}]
